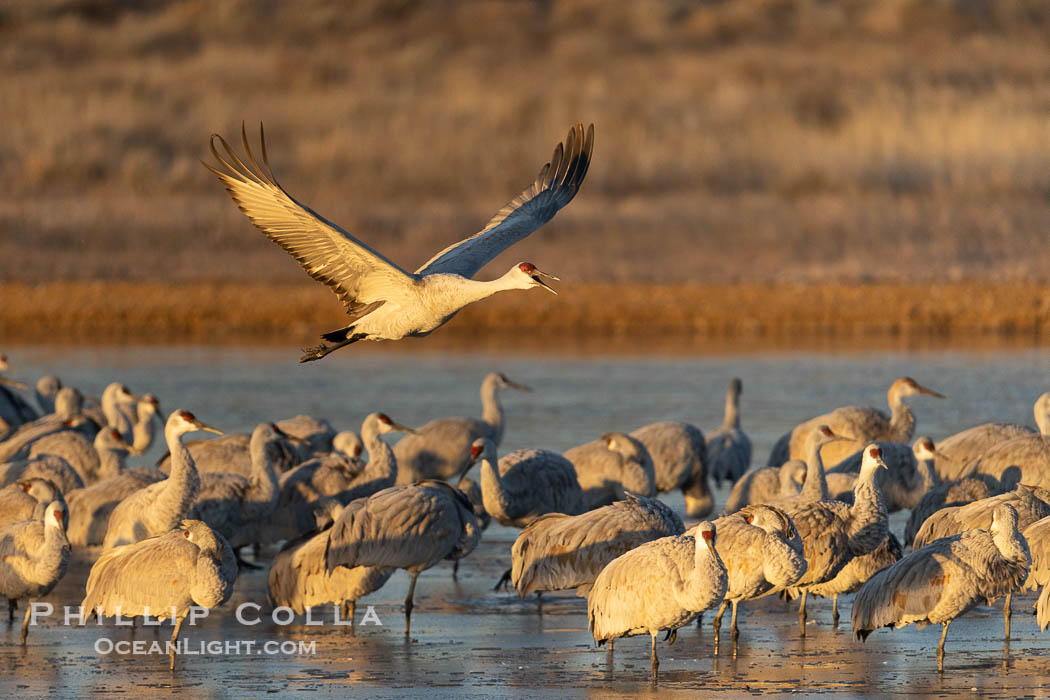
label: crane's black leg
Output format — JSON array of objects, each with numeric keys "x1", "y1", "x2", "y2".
[{"x1": 301, "y1": 333, "x2": 363, "y2": 363}]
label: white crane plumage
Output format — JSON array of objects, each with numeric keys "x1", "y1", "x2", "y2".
[
  {"x1": 102, "y1": 410, "x2": 221, "y2": 550},
  {"x1": 508, "y1": 492, "x2": 684, "y2": 598},
  {"x1": 587, "y1": 522, "x2": 728, "y2": 682},
  {"x1": 394, "y1": 372, "x2": 531, "y2": 483},
  {"x1": 0, "y1": 501, "x2": 69, "y2": 644},
  {"x1": 852, "y1": 503, "x2": 1030, "y2": 670},
  {"x1": 564, "y1": 432, "x2": 656, "y2": 510},
  {"x1": 82, "y1": 519, "x2": 237, "y2": 669},
  {"x1": 707, "y1": 378, "x2": 752, "y2": 488},
  {"x1": 323, "y1": 480, "x2": 481, "y2": 635},
  {"x1": 206, "y1": 123, "x2": 593, "y2": 361},
  {"x1": 769, "y1": 377, "x2": 945, "y2": 468}
]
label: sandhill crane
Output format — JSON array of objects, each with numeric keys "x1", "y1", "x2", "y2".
[
  {"x1": 799, "y1": 532, "x2": 902, "y2": 626},
  {"x1": 564, "y1": 432, "x2": 656, "y2": 510},
  {"x1": 324, "y1": 480, "x2": 481, "y2": 635},
  {"x1": 507, "y1": 493, "x2": 684, "y2": 598},
  {"x1": 904, "y1": 470, "x2": 1016, "y2": 547},
  {"x1": 268, "y1": 500, "x2": 394, "y2": 629},
  {"x1": 0, "y1": 386, "x2": 93, "y2": 463},
  {"x1": 103, "y1": 410, "x2": 221, "y2": 549},
  {"x1": 467, "y1": 438, "x2": 585, "y2": 528},
  {"x1": 707, "y1": 378, "x2": 752, "y2": 488},
  {"x1": 34, "y1": 376, "x2": 61, "y2": 416},
  {"x1": 275, "y1": 415, "x2": 338, "y2": 459},
  {"x1": 156, "y1": 427, "x2": 302, "y2": 477},
  {"x1": 1020, "y1": 515, "x2": 1050, "y2": 630},
  {"x1": 826, "y1": 437, "x2": 939, "y2": 512},
  {"x1": 0, "y1": 479, "x2": 65, "y2": 528},
  {"x1": 723, "y1": 460, "x2": 805, "y2": 514},
  {"x1": 100, "y1": 383, "x2": 140, "y2": 443},
  {"x1": 326, "y1": 413, "x2": 414, "y2": 504},
  {"x1": 82, "y1": 520, "x2": 237, "y2": 669},
  {"x1": 700, "y1": 505, "x2": 806, "y2": 645},
  {"x1": 853, "y1": 504, "x2": 1030, "y2": 670},
  {"x1": 969, "y1": 424, "x2": 1050, "y2": 491},
  {"x1": 394, "y1": 372, "x2": 531, "y2": 483},
  {"x1": 588, "y1": 522, "x2": 728, "y2": 682},
  {"x1": 767, "y1": 426, "x2": 847, "y2": 508},
  {"x1": 630, "y1": 422, "x2": 712, "y2": 517},
  {"x1": 205, "y1": 122, "x2": 592, "y2": 361},
  {"x1": 783, "y1": 444, "x2": 888, "y2": 635},
  {"x1": 768, "y1": 377, "x2": 945, "y2": 468},
  {"x1": 912, "y1": 484, "x2": 1050, "y2": 549},
  {"x1": 0, "y1": 501, "x2": 69, "y2": 644},
  {"x1": 26, "y1": 425, "x2": 133, "y2": 486},
  {"x1": 933, "y1": 392, "x2": 1050, "y2": 480},
  {"x1": 67, "y1": 469, "x2": 166, "y2": 548},
  {"x1": 0, "y1": 356, "x2": 35, "y2": 434},
  {"x1": 0, "y1": 454, "x2": 83, "y2": 494},
  {"x1": 191, "y1": 422, "x2": 287, "y2": 558},
  {"x1": 130, "y1": 394, "x2": 162, "y2": 454}
]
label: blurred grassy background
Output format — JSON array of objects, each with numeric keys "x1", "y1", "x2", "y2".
[{"x1": 3, "y1": 0, "x2": 1050, "y2": 344}]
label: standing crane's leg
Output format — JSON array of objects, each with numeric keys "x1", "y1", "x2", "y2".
[
  {"x1": 169, "y1": 617, "x2": 184, "y2": 671},
  {"x1": 1003, "y1": 592, "x2": 1013, "y2": 640},
  {"x1": 712, "y1": 600, "x2": 727, "y2": 649},
  {"x1": 650, "y1": 632, "x2": 659, "y2": 684},
  {"x1": 19, "y1": 600, "x2": 31, "y2": 645},
  {"x1": 798, "y1": 591, "x2": 808, "y2": 637},
  {"x1": 832, "y1": 595, "x2": 840, "y2": 627},
  {"x1": 730, "y1": 600, "x2": 740, "y2": 641},
  {"x1": 452, "y1": 560, "x2": 459, "y2": 580},
  {"x1": 342, "y1": 600, "x2": 355, "y2": 635},
  {"x1": 404, "y1": 572, "x2": 419, "y2": 637},
  {"x1": 7, "y1": 598, "x2": 15, "y2": 623},
  {"x1": 937, "y1": 620, "x2": 951, "y2": 672}
]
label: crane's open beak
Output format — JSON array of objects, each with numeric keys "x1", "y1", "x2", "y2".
[
  {"x1": 917, "y1": 383, "x2": 946, "y2": 398},
  {"x1": 0, "y1": 376, "x2": 29, "y2": 391},
  {"x1": 193, "y1": 419, "x2": 223, "y2": 435},
  {"x1": 530, "y1": 269, "x2": 559, "y2": 295}
]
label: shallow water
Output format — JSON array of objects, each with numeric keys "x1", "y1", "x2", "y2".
[{"x1": 4, "y1": 345, "x2": 1050, "y2": 697}]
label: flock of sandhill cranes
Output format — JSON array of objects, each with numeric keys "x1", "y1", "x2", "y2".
[{"x1": 2, "y1": 355, "x2": 1050, "y2": 681}]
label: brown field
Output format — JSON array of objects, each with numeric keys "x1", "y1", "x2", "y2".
[
  {"x1": 5, "y1": 280, "x2": 1050, "y2": 352},
  {"x1": 3, "y1": 0, "x2": 1050, "y2": 297}
]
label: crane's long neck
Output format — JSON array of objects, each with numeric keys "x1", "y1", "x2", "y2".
[
  {"x1": 132, "y1": 410, "x2": 157, "y2": 453},
  {"x1": 190, "y1": 538, "x2": 233, "y2": 608},
  {"x1": 846, "y1": 467, "x2": 888, "y2": 556},
  {"x1": 723, "y1": 387, "x2": 740, "y2": 430},
  {"x1": 799, "y1": 440, "x2": 829, "y2": 502},
  {"x1": 155, "y1": 426, "x2": 201, "y2": 533},
  {"x1": 916, "y1": 456, "x2": 939, "y2": 491},
  {"x1": 779, "y1": 461, "x2": 803, "y2": 496},
  {"x1": 680, "y1": 536, "x2": 727, "y2": 611},
  {"x1": 29, "y1": 521, "x2": 69, "y2": 586},
  {"x1": 244, "y1": 431, "x2": 279, "y2": 515},
  {"x1": 361, "y1": 421, "x2": 397, "y2": 484},
  {"x1": 480, "y1": 376, "x2": 505, "y2": 443},
  {"x1": 479, "y1": 455, "x2": 514, "y2": 522},
  {"x1": 97, "y1": 445, "x2": 129, "y2": 480},
  {"x1": 1036, "y1": 405, "x2": 1050, "y2": 436},
  {"x1": 760, "y1": 529, "x2": 807, "y2": 588},
  {"x1": 887, "y1": 389, "x2": 916, "y2": 442},
  {"x1": 994, "y1": 518, "x2": 1032, "y2": 566}
]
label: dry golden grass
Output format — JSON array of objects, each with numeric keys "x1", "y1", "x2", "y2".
[
  {"x1": 5, "y1": 280, "x2": 1050, "y2": 352},
  {"x1": 3, "y1": 0, "x2": 1050, "y2": 290}
]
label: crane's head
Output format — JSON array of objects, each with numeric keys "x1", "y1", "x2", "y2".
[
  {"x1": 1034, "y1": 392, "x2": 1050, "y2": 435},
  {"x1": 168, "y1": 410, "x2": 223, "y2": 437},
  {"x1": 511, "y1": 262, "x2": 559, "y2": 295},
  {"x1": 807, "y1": 424, "x2": 849, "y2": 448},
  {"x1": 44, "y1": 501, "x2": 67, "y2": 531},
  {"x1": 493, "y1": 372, "x2": 532, "y2": 392},
  {"x1": 729, "y1": 377, "x2": 743, "y2": 395},
  {"x1": 19, "y1": 478, "x2": 60, "y2": 505},
  {"x1": 464, "y1": 437, "x2": 497, "y2": 479},
  {"x1": 95, "y1": 427, "x2": 131, "y2": 452},
  {"x1": 371, "y1": 412, "x2": 416, "y2": 436},
  {"x1": 912, "y1": 436, "x2": 936, "y2": 461},
  {"x1": 892, "y1": 377, "x2": 945, "y2": 400},
  {"x1": 0, "y1": 354, "x2": 7, "y2": 371},
  {"x1": 139, "y1": 393, "x2": 161, "y2": 418},
  {"x1": 37, "y1": 375, "x2": 61, "y2": 395},
  {"x1": 106, "y1": 382, "x2": 140, "y2": 406},
  {"x1": 333, "y1": 431, "x2": 364, "y2": 459},
  {"x1": 990, "y1": 503, "x2": 1019, "y2": 536},
  {"x1": 860, "y1": 444, "x2": 888, "y2": 475},
  {"x1": 695, "y1": 521, "x2": 716, "y2": 548}
]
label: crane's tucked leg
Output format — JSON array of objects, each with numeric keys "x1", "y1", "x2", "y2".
[
  {"x1": 300, "y1": 332, "x2": 364, "y2": 363},
  {"x1": 712, "y1": 600, "x2": 727, "y2": 647},
  {"x1": 650, "y1": 632, "x2": 659, "y2": 684},
  {"x1": 798, "y1": 591, "x2": 808, "y2": 637},
  {"x1": 404, "y1": 572, "x2": 419, "y2": 636},
  {"x1": 937, "y1": 620, "x2": 951, "y2": 672},
  {"x1": 19, "y1": 600, "x2": 31, "y2": 645},
  {"x1": 169, "y1": 616, "x2": 184, "y2": 671},
  {"x1": 1003, "y1": 592, "x2": 1012, "y2": 639},
  {"x1": 731, "y1": 600, "x2": 740, "y2": 641}
]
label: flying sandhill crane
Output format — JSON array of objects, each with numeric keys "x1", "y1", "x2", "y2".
[
  {"x1": 205, "y1": 122, "x2": 592, "y2": 361},
  {"x1": 630, "y1": 422, "x2": 712, "y2": 517},
  {"x1": 933, "y1": 392, "x2": 1050, "y2": 481},
  {"x1": 0, "y1": 501, "x2": 69, "y2": 644},
  {"x1": 323, "y1": 480, "x2": 481, "y2": 635},
  {"x1": 102, "y1": 411, "x2": 221, "y2": 549},
  {"x1": 394, "y1": 372, "x2": 531, "y2": 483},
  {"x1": 268, "y1": 500, "x2": 394, "y2": 630},
  {"x1": 722, "y1": 460, "x2": 805, "y2": 515},
  {"x1": 588, "y1": 522, "x2": 728, "y2": 683},
  {"x1": 564, "y1": 432, "x2": 656, "y2": 510},
  {"x1": 783, "y1": 444, "x2": 889, "y2": 635},
  {"x1": 82, "y1": 520, "x2": 237, "y2": 670},
  {"x1": 0, "y1": 454, "x2": 83, "y2": 495},
  {"x1": 853, "y1": 503, "x2": 1030, "y2": 670},
  {"x1": 825, "y1": 437, "x2": 939, "y2": 512},
  {"x1": 707, "y1": 378, "x2": 752, "y2": 488},
  {"x1": 699, "y1": 505, "x2": 806, "y2": 645},
  {"x1": 0, "y1": 479, "x2": 65, "y2": 529},
  {"x1": 768, "y1": 377, "x2": 945, "y2": 468},
  {"x1": 467, "y1": 438, "x2": 585, "y2": 529},
  {"x1": 507, "y1": 493, "x2": 684, "y2": 598},
  {"x1": 191, "y1": 422, "x2": 288, "y2": 559}
]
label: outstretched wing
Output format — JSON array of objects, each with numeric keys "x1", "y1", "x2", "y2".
[
  {"x1": 205, "y1": 123, "x2": 414, "y2": 316},
  {"x1": 415, "y1": 123, "x2": 594, "y2": 278}
]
